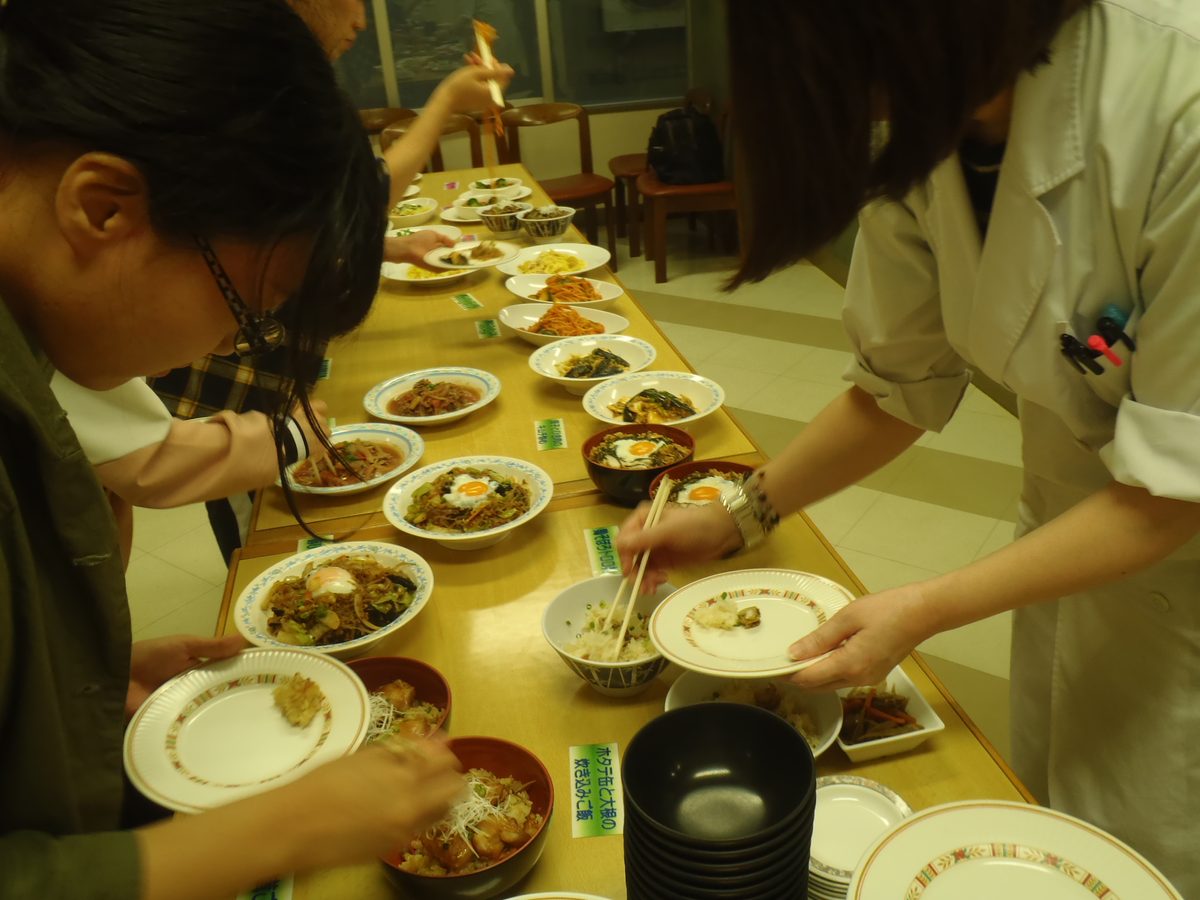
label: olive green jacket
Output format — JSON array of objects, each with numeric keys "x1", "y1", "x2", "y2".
[{"x1": 0, "y1": 301, "x2": 140, "y2": 898}]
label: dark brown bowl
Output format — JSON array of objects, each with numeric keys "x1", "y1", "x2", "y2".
[
  {"x1": 381, "y1": 736, "x2": 554, "y2": 899},
  {"x1": 648, "y1": 460, "x2": 755, "y2": 504},
  {"x1": 581, "y1": 424, "x2": 695, "y2": 507},
  {"x1": 346, "y1": 656, "x2": 451, "y2": 737}
]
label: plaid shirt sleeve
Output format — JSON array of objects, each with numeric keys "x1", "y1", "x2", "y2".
[{"x1": 148, "y1": 343, "x2": 326, "y2": 420}]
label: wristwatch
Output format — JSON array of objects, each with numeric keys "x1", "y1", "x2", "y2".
[{"x1": 720, "y1": 472, "x2": 779, "y2": 553}]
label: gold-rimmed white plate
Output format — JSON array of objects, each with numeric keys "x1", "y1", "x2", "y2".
[
  {"x1": 123, "y1": 648, "x2": 369, "y2": 813},
  {"x1": 648, "y1": 568, "x2": 855, "y2": 678}
]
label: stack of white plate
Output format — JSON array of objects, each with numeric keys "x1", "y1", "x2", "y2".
[{"x1": 808, "y1": 776, "x2": 912, "y2": 898}]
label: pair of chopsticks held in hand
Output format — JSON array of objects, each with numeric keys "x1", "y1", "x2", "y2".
[{"x1": 601, "y1": 477, "x2": 674, "y2": 661}]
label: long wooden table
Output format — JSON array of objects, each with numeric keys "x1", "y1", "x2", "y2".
[
  {"x1": 223, "y1": 165, "x2": 1030, "y2": 898},
  {"x1": 248, "y1": 163, "x2": 756, "y2": 542}
]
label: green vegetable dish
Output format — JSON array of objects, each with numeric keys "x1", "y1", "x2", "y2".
[
  {"x1": 263, "y1": 555, "x2": 417, "y2": 647},
  {"x1": 404, "y1": 466, "x2": 532, "y2": 533}
]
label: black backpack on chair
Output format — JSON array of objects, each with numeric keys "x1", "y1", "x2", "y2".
[{"x1": 646, "y1": 105, "x2": 725, "y2": 184}]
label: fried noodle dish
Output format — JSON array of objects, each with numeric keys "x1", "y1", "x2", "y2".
[
  {"x1": 518, "y1": 249, "x2": 585, "y2": 275},
  {"x1": 290, "y1": 439, "x2": 404, "y2": 488},
  {"x1": 535, "y1": 274, "x2": 603, "y2": 304},
  {"x1": 399, "y1": 768, "x2": 543, "y2": 876},
  {"x1": 263, "y1": 555, "x2": 417, "y2": 647},
  {"x1": 526, "y1": 305, "x2": 603, "y2": 337},
  {"x1": 404, "y1": 466, "x2": 532, "y2": 533},
  {"x1": 404, "y1": 265, "x2": 466, "y2": 280},
  {"x1": 387, "y1": 379, "x2": 481, "y2": 417}
]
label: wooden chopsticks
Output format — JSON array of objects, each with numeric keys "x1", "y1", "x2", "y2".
[{"x1": 605, "y1": 477, "x2": 674, "y2": 661}]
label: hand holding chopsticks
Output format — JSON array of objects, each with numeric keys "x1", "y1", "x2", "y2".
[{"x1": 606, "y1": 479, "x2": 674, "y2": 661}]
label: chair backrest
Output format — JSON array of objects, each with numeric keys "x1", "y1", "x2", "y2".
[
  {"x1": 499, "y1": 103, "x2": 594, "y2": 175},
  {"x1": 359, "y1": 107, "x2": 417, "y2": 136},
  {"x1": 380, "y1": 113, "x2": 483, "y2": 171}
]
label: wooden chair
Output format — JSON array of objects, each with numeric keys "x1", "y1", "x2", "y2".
[
  {"x1": 636, "y1": 101, "x2": 737, "y2": 283},
  {"x1": 380, "y1": 113, "x2": 484, "y2": 172},
  {"x1": 605, "y1": 91, "x2": 715, "y2": 260},
  {"x1": 500, "y1": 103, "x2": 618, "y2": 269},
  {"x1": 359, "y1": 107, "x2": 416, "y2": 136},
  {"x1": 607, "y1": 152, "x2": 648, "y2": 255}
]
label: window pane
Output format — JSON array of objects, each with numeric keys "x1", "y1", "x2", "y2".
[
  {"x1": 385, "y1": 0, "x2": 542, "y2": 108},
  {"x1": 548, "y1": 0, "x2": 688, "y2": 106},
  {"x1": 333, "y1": 2, "x2": 389, "y2": 108}
]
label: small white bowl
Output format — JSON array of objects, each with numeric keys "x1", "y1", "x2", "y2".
[
  {"x1": 388, "y1": 197, "x2": 438, "y2": 228},
  {"x1": 382, "y1": 456, "x2": 553, "y2": 551},
  {"x1": 835, "y1": 665, "x2": 946, "y2": 762},
  {"x1": 363, "y1": 368, "x2": 500, "y2": 426},
  {"x1": 528, "y1": 335, "x2": 656, "y2": 396},
  {"x1": 499, "y1": 303, "x2": 631, "y2": 347},
  {"x1": 468, "y1": 176, "x2": 524, "y2": 195},
  {"x1": 582, "y1": 371, "x2": 725, "y2": 428},
  {"x1": 234, "y1": 541, "x2": 433, "y2": 660},
  {"x1": 517, "y1": 206, "x2": 576, "y2": 243},
  {"x1": 664, "y1": 671, "x2": 842, "y2": 760},
  {"x1": 453, "y1": 192, "x2": 505, "y2": 210},
  {"x1": 284, "y1": 423, "x2": 424, "y2": 495},
  {"x1": 503, "y1": 273, "x2": 623, "y2": 309},
  {"x1": 386, "y1": 223, "x2": 463, "y2": 242},
  {"x1": 542, "y1": 574, "x2": 678, "y2": 697}
]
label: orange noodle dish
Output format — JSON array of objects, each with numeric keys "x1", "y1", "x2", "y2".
[
  {"x1": 525, "y1": 304, "x2": 603, "y2": 337},
  {"x1": 534, "y1": 274, "x2": 602, "y2": 304},
  {"x1": 290, "y1": 439, "x2": 404, "y2": 488},
  {"x1": 398, "y1": 769, "x2": 542, "y2": 875},
  {"x1": 388, "y1": 379, "x2": 481, "y2": 417},
  {"x1": 263, "y1": 555, "x2": 417, "y2": 647}
]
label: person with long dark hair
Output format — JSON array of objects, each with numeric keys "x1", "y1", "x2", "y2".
[
  {"x1": 618, "y1": 0, "x2": 1200, "y2": 890},
  {"x1": 0, "y1": 2, "x2": 463, "y2": 897}
]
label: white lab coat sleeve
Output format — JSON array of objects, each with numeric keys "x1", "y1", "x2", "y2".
[
  {"x1": 1101, "y1": 112, "x2": 1200, "y2": 501},
  {"x1": 841, "y1": 197, "x2": 971, "y2": 432}
]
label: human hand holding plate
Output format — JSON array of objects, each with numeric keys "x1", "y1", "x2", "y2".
[
  {"x1": 786, "y1": 583, "x2": 932, "y2": 691},
  {"x1": 384, "y1": 230, "x2": 455, "y2": 267},
  {"x1": 125, "y1": 633, "x2": 246, "y2": 719}
]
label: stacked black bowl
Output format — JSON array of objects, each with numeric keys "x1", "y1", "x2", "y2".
[{"x1": 623, "y1": 702, "x2": 816, "y2": 900}]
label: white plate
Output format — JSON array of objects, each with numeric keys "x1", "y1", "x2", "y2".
[
  {"x1": 504, "y1": 274, "x2": 624, "y2": 309},
  {"x1": 664, "y1": 670, "x2": 842, "y2": 760},
  {"x1": 410, "y1": 172, "x2": 423, "y2": 183},
  {"x1": 836, "y1": 665, "x2": 946, "y2": 762},
  {"x1": 383, "y1": 455, "x2": 553, "y2": 550},
  {"x1": 284, "y1": 423, "x2": 423, "y2": 495},
  {"x1": 468, "y1": 176, "x2": 524, "y2": 191},
  {"x1": 457, "y1": 185, "x2": 533, "y2": 203},
  {"x1": 811, "y1": 776, "x2": 913, "y2": 883},
  {"x1": 528, "y1": 334, "x2": 656, "y2": 395},
  {"x1": 648, "y1": 568, "x2": 855, "y2": 678},
  {"x1": 380, "y1": 262, "x2": 471, "y2": 285},
  {"x1": 581, "y1": 370, "x2": 725, "y2": 428},
  {"x1": 849, "y1": 800, "x2": 1183, "y2": 899},
  {"x1": 423, "y1": 239, "x2": 519, "y2": 270},
  {"x1": 363, "y1": 368, "x2": 500, "y2": 426},
  {"x1": 234, "y1": 541, "x2": 434, "y2": 658},
  {"x1": 502, "y1": 304, "x2": 632, "y2": 347},
  {"x1": 497, "y1": 243, "x2": 612, "y2": 277},
  {"x1": 123, "y1": 648, "x2": 369, "y2": 813},
  {"x1": 387, "y1": 223, "x2": 463, "y2": 242},
  {"x1": 403, "y1": 182, "x2": 421, "y2": 198},
  {"x1": 440, "y1": 206, "x2": 483, "y2": 224}
]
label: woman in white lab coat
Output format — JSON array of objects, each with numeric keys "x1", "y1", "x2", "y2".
[{"x1": 618, "y1": 0, "x2": 1200, "y2": 891}]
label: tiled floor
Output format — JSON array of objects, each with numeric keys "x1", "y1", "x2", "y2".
[{"x1": 127, "y1": 217, "x2": 1017, "y2": 760}]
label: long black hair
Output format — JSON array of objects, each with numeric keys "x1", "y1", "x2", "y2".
[
  {"x1": 0, "y1": 0, "x2": 388, "y2": 527},
  {"x1": 726, "y1": 0, "x2": 1092, "y2": 287}
]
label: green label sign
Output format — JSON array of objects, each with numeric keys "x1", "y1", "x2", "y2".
[
  {"x1": 475, "y1": 318, "x2": 500, "y2": 339},
  {"x1": 296, "y1": 535, "x2": 335, "y2": 553},
  {"x1": 535, "y1": 417, "x2": 567, "y2": 451},
  {"x1": 317, "y1": 358, "x2": 332, "y2": 380},
  {"x1": 585, "y1": 525, "x2": 621, "y2": 576},
  {"x1": 238, "y1": 876, "x2": 294, "y2": 900},
  {"x1": 570, "y1": 742, "x2": 623, "y2": 837},
  {"x1": 452, "y1": 292, "x2": 482, "y2": 310}
]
